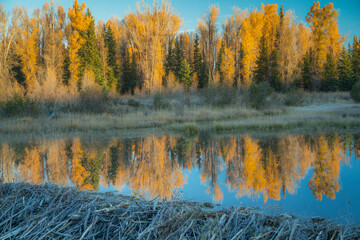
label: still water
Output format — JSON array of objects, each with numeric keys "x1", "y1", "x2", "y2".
[{"x1": 1, "y1": 133, "x2": 359, "y2": 223}]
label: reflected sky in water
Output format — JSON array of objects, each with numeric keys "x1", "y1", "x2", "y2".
[{"x1": 0, "y1": 133, "x2": 359, "y2": 223}]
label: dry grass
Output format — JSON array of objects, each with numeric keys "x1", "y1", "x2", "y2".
[
  {"x1": 0, "y1": 92, "x2": 359, "y2": 141},
  {"x1": 0, "y1": 183, "x2": 359, "y2": 240}
]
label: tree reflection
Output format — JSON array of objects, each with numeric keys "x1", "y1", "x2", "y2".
[{"x1": 0, "y1": 133, "x2": 355, "y2": 202}]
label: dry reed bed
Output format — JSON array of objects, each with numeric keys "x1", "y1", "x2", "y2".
[{"x1": 0, "y1": 183, "x2": 359, "y2": 240}]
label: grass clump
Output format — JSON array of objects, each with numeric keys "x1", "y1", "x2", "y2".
[
  {"x1": 248, "y1": 82, "x2": 274, "y2": 109},
  {"x1": 350, "y1": 81, "x2": 360, "y2": 103}
]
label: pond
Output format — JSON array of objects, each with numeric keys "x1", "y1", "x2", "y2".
[{"x1": 1, "y1": 132, "x2": 359, "y2": 223}]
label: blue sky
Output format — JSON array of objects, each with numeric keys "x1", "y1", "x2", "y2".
[{"x1": 2, "y1": 0, "x2": 359, "y2": 42}]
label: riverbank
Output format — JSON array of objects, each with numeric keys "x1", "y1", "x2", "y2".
[
  {"x1": 0, "y1": 99, "x2": 359, "y2": 142},
  {"x1": 0, "y1": 183, "x2": 359, "y2": 239}
]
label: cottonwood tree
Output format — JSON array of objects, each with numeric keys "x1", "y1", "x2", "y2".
[
  {"x1": 67, "y1": 0, "x2": 91, "y2": 89},
  {"x1": 197, "y1": 5, "x2": 220, "y2": 86},
  {"x1": 123, "y1": 1, "x2": 181, "y2": 94},
  {"x1": 0, "y1": 6, "x2": 22, "y2": 100}
]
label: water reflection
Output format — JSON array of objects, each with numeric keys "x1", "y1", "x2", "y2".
[{"x1": 0, "y1": 133, "x2": 359, "y2": 203}]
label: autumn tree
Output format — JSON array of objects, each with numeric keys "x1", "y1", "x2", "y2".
[
  {"x1": 15, "y1": 7, "x2": 40, "y2": 94},
  {"x1": 198, "y1": 5, "x2": 220, "y2": 86},
  {"x1": 240, "y1": 10, "x2": 264, "y2": 86},
  {"x1": 0, "y1": 6, "x2": 23, "y2": 100},
  {"x1": 67, "y1": 0, "x2": 91, "y2": 88},
  {"x1": 123, "y1": 1, "x2": 181, "y2": 93},
  {"x1": 306, "y1": 2, "x2": 344, "y2": 71}
]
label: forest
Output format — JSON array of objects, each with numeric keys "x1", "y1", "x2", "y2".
[{"x1": 1, "y1": 0, "x2": 360, "y2": 105}]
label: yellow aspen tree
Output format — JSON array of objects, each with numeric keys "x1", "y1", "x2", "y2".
[
  {"x1": 277, "y1": 11, "x2": 298, "y2": 86},
  {"x1": 306, "y1": 2, "x2": 344, "y2": 68},
  {"x1": 15, "y1": 8, "x2": 40, "y2": 93},
  {"x1": 219, "y1": 46, "x2": 235, "y2": 86},
  {"x1": 240, "y1": 10, "x2": 264, "y2": 86},
  {"x1": 197, "y1": 5, "x2": 220, "y2": 85},
  {"x1": 67, "y1": 0, "x2": 91, "y2": 87},
  {"x1": 124, "y1": 2, "x2": 181, "y2": 93},
  {"x1": 0, "y1": 6, "x2": 23, "y2": 100},
  {"x1": 261, "y1": 4, "x2": 279, "y2": 53},
  {"x1": 296, "y1": 23, "x2": 312, "y2": 62}
]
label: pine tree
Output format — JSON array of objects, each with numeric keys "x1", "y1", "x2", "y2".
[
  {"x1": 192, "y1": 34, "x2": 204, "y2": 88},
  {"x1": 105, "y1": 25, "x2": 119, "y2": 90},
  {"x1": 352, "y1": 36, "x2": 360, "y2": 81},
  {"x1": 322, "y1": 50, "x2": 338, "y2": 91},
  {"x1": 179, "y1": 59, "x2": 192, "y2": 90},
  {"x1": 174, "y1": 36, "x2": 184, "y2": 80},
  {"x1": 165, "y1": 38, "x2": 175, "y2": 76},
  {"x1": 338, "y1": 46, "x2": 355, "y2": 91},
  {"x1": 301, "y1": 50, "x2": 311, "y2": 90},
  {"x1": 121, "y1": 46, "x2": 137, "y2": 94},
  {"x1": 216, "y1": 42, "x2": 225, "y2": 83},
  {"x1": 254, "y1": 35, "x2": 269, "y2": 83},
  {"x1": 79, "y1": 9, "x2": 104, "y2": 87}
]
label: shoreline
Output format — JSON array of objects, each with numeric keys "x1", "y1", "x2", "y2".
[{"x1": 0, "y1": 102, "x2": 359, "y2": 142}]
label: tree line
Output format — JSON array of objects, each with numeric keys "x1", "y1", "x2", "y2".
[{"x1": 0, "y1": 0, "x2": 359, "y2": 102}]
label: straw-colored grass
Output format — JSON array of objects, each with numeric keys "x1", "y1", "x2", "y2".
[
  {"x1": 0, "y1": 92, "x2": 359, "y2": 141},
  {"x1": 0, "y1": 183, "x2": 359, "y2": 240}
]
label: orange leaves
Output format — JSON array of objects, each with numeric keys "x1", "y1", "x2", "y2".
[
  {"x1": 123, "y1": 2, "x2": 181, "y2": 93},
  {"x1": 308, "y1": 135, "x2": 345, "y2": 201},
  {"x1": 306, "y1": 2, "x2": 344, "y2": 67},
  {"x1": 240, "y1": 10, "x2": 264, "y2": 85},
  {"x1": 68, "y1": 0, "x2": 91, "y2": 32},
  {"x1": 67, "y1": 0, "x2": 91, "y2": 83},
  {"x1": 70, "y1": 138, "x2": 90, "y2": 190}
]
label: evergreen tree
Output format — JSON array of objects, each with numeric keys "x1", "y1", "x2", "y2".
[
  {"x1": 254, "y1": 35, "x2": 269, "y2": 83},
  {"x1": 79, "y1": 9, "x2": 104, "y2": 87},
  {"x1": 216, "y1": 42, "x2": 225, "y2": 83},
  {"x1": 352, "y1": 36, "x2": 360, "y2": 81},
  {"x1": 165, "y1": 38, "x2": 175, "y2": 76},
  {"x1": 174, "y1": 36, "x2": 184, "y2": 80},
  {"x1": 121, "y1": 47, "x2": 137, "y2": 94},
  {"x1": 338, "y1": 46, "x2": 355, "y2": 91},
  {"x1": 105, "y1": 25, "x2": 119, "y2": 90},
  {"x1": 301, "y1": 50, "x2": 311, "y2": 90},
  {"x1": 322, "y1": 50, "x2": 338, "y2": 91},
  {"x1": 179, "y1": 59, "x2": 192, "y2": 90},
  {"x1": 192, "y1": 34, "x2": 204, "y2": 88}
]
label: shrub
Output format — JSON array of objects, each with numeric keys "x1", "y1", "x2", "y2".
[
  {"x1": 284, "y1": 88, "x2": 304, "y2": 106},
  {"x1": 128, "y1": 99, "x2": 141, "y2": 108},
  {"x1": 201, "y1": 86, "x2": 238, "y2": 107},
  {"x1": 248, "y1": 82, "x2": 274, "y2": 109},
  {"x1": 350, "y1": 81, "x2": 360, "y2": 103},
  {"x1": 76, "y1": 90, "x2": 108, "y2": 113},
  {"x1": 153, "y1": 92, "x2": 169, "y2": 110},
  {"x1": 2, "y1": 94, "x2": 40, "y2": 117}
]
